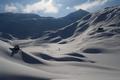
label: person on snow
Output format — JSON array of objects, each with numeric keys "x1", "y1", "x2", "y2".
[{"x1": 10, "y1": 45, "x2": 20, "y2": 57}]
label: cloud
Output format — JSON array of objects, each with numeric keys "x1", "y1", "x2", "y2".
[
  {"x1": 23, "y1": 0, "x2": 59, "y2": 14},
  {"x1": 4, "y1": 4, "x2": 17, "y2": 12},
  {"x1": 66, "y1": 6, "x2": 71, "y2": 10},
  {"x1": 4, "y1": 0, "x2": 59, "y2": 14},
  {"x1": 74, "y1": 0, "x2": 108, "y2": 10}
]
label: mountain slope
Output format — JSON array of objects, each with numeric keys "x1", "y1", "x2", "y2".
[
  {"x1": 0, "y1": 6, "x2": 120, "y2": 80},
  {"x1": 0, "y1": 9, "x2": 89, "y2": 39},
  {"x1": 43, "y1": 6, "x2": 120, "y2": 43}
]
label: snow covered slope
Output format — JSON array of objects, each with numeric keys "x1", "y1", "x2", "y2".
[{"x1": 0, "y1": 6, "x2": 120, "y2": 80}]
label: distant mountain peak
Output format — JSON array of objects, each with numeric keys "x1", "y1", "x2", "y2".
[
  {"x1": 63, "y1": 9, "x2": 89, "y2": 20},
  {"x1": 43, "y1": 6, "x2": 120, "y2": 42}
]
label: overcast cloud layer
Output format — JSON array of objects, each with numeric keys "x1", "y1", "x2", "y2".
[{"x1": 0, "y1": 0, "x2": 119, "y2": 17}]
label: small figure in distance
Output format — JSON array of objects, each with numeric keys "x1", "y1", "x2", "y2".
[
  {"x1": 10, "y1": 45, "x2": 20, "y2": 57},
  {"x1": 58, "y1": 48, "x2": 60, "y2": 51}
]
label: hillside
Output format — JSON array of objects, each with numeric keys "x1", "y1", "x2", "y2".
[
  {"x1": 43, "y1": 6, "x2": 120, "y2": 44},
  {"x1": 0, "y1": 9, "x2": 89, "y2": 39},
  {"x1": 0, "y1": 6, "x2": 120, "y2": 80}
]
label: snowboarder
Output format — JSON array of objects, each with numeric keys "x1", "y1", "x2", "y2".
[{"x1": 10, "y1": 45, "x2": 20, "y2": 57}]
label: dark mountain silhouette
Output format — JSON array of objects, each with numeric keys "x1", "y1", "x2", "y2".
[{"x1": 0, "y1": 9, "x2": 89, "y2": 39}]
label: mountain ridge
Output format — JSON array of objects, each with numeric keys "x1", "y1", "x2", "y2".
[
  {"x1": 0, "y1": 9, "x2": 89, "y2": 39},
  {"x1": 42, "y1": 6, "x2": 120, "y2": 43}
]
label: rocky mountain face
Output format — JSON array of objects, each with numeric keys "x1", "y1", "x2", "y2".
[
  {"x1": 43, "y1": 6, "x2": 120, "y2": 43},
  {"x1": 0, "y1": 9, "x2": 89, "y2": 39}
]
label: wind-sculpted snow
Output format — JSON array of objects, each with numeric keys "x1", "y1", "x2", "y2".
[
  {"x1": 43, "y1": 6, "x2": 120, "y2": 43},
  {"x1": 0, "y1": 6, "x2": 120, "y2": 80},
  {"x1": 0, "y1": 34, "x2": 120, "y2": 80},
  {"x1": 34, "y1": 53, "x2": 95, "y2": 63},
  {"x1": 21, "y1": 51, "x2": 45, "y2": 64}
]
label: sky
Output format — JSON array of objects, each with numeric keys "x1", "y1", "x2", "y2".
[{"x1": 0, "y1": 0, "x2": 120, "y2": 17}]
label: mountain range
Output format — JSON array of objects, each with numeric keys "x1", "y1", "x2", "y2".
[{"x1": 0, "y1": 9, "x2": 89, "y2": 39}]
